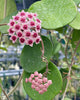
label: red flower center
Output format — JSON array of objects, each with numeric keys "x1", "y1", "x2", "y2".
[
  {"x1": 28, "y1": 40, "x2": 33, "y2": 44},
  {"x1": 20, "y1": 38, "x2": 25, "y2": 43}
]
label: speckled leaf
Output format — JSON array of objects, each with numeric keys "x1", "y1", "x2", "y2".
[
  {"x1": 20, "y1": 36, "x2": 52, "y2": 73},
  {"x1": 23, "y1": 62, "x2": 62, "y2": 100},
  {"x1": 0, "y1": 0, "x2": 17, "y2": 22},
  {"x1": 73, "y1": 0, "x2": 80, "y2": 4},
  {"x1": 70, "y1": 12, "x2": 80, "y2": 29},
  {"x1": 0, "y1": 11, "x2": 18, "y2": 33},
  {"x1": 71, "y1": 30, "x2": 80, "y2": 53},
  {"x1": 28, "y1": 0, "x2": 77, "y2": 29}
]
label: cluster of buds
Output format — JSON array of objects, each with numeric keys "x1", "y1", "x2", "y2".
[
  {"x1": 8, "y1": 10, "x2": 41, "y2": 47},
  {"x1": 25, "y1": 71, "x2": 52, "y2": 94}
]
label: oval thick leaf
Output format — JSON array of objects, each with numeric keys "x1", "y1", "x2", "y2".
[
  {"x1": 0, "y1": 0, "x2": 17, "y2": 22},
  {"x1": 20, "y1": 36, "x2": 53, "y2": 73},
  {"x1": 73, "y1": 0, "x2": 80, "y2": 4},
  {"x1": 70, "y1": 12, "x2": 80, "y2": 29},
  {"x1": 71, "y1": 30, "x2": 80, "y2": 52},
  {"x1": 0, "y1": 11, "x2": 18, "y2": 33},
  {"x1": 28, "y1": 0, "x2": 77, "y2": 29},
  {"x1": 23, "y1": 62, "x2": 62, "y2": 100}
]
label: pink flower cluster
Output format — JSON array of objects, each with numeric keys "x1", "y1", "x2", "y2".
[
  {"x1": 25, "y1": 71, "x2": 52, "y2": 94},
  {"x1": 8, "y1": 10, "x2": 41, "y2": 47}
]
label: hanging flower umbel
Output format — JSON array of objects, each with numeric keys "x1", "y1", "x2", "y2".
[{"x1": 8, "y1": 10, "x2": 41, "y2": 47}]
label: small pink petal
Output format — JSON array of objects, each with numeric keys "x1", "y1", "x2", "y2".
[
  {"x1": 42, "y1": 88, "x2": 47, "y2": 92},
  {"x1": 14, "y1": 24, "x2": 21, "y2": 31},
  {"x1": 30, "y1": 74, "x2": 34, "y2": 78},
  {"x1": 35, "y1": 82, "x2": 39, "y2": 87},
  {"x1": 16, "y1": 31, "x2": 23, "y2": 37},
  {"x1": 39, "y1": 84, "x2": 44, "y2": 89},
  {"x1": 32, "y1": 32, "x2": 38, "y2": 38},
  {"x1": 10, "y1": 35, "x2": 17, "y2": 43},
  {"x1": 35, "y1": 36, "x2": 41, "y2": 44},
  {"x1": 31, "y1": 84, "x2": 35, "y2": 89},
  {"x1": 34, "y1": 71, "x2": 38, "y2": 76},
  {"x1": 22, "y1": 24, "x2": 28, "y2": 30},
  {"x1": 43, "y1": 77, "x2": 48, "y2": 83},
  {"x1": 30, "y1": 21, "x2": 35, "y2": 27},
  {"x1": 25, "y1": 31, "x2": 31, "y2": 37},
  {"x1": 26, "y1": 39, "x2": 34, "y2": 47},
  {"x1": 36, "y1": 18, "x2": 41, "y2": 23},
  {"x1": 32, "y1": 80, "x2": 36, "y2": 85},
  {"x1": 44, "y1": 83, "x2": 49, "y2": 88},
  {"x1": 38, "y1": 79, "x2": 43, "y2": 84},
  {"x1": 28, "y1": 77, "x2": 32, "y2": 83},
  {"x1": 48, "y1": 80, "x2": 52, "y2": 85},
  {"x1": 8, "y1": 28, "x2": 14, "y2": 35},
  {"x1": 25, "y1": 78, "x2": 28, "y2": 83},
  {"x1": 9, "y1": 19, "x2": 15, "y2": 26},
  {"x1": 19, "y1": 10, "x2": 26, "y2": 16},
  {"x1": 38, "y1": 73, "x2": 42, "y2": 79},
  {"x1": 13, "y1": 15, "x2": 19, "y2": 21},
  {"x1": 35, "y1": 77, "x2": 38, "y2": 82},
  {"x1": 19, "y1": 37, "x2": 25, "y2": 44},
  {"x1": 33, "y1": 13, "x2": 37, "y2": 17},
  {"x1": 39, "y1": 90, "x2": 44, "y2": 94},
  {"x1": 27, "y1": 13, "x2": 33, "y2": 19},
  {"x1": 20, "y1": 17, "x2": 26, "y2": 23},
  {"x1": 35, "y1": 87, "x2": 40, "y2": 91}
]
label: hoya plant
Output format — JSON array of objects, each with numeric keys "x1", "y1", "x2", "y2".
[{"x1": 0, "y1": 0, "x2": 80, "y2": 100}]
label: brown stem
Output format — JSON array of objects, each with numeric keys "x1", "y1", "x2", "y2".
[
  {"x1": 0, "y1": 23, "x2": 7, "y2": 26},
  {"x1": 4, "y1": 0, "x2": 7, "y2": 18},
  {"x1": 62, "y1": 39, "x2": 80, "y2": 100},
  {"x1": 0, "y1": 83, "x2": 10, "y2": 100},
  {"x1": 7, "y1": 71, "x2": 23, "y2": 97},
  {"x1": 65, "y1": 28, "x2": 73, "y2": 65},
  {"x1": 39, "y1": 35, "x2": 49, "y2": 76},
  {"x1": 41, "y1": 38, "x2": 44, "y2": 58}
]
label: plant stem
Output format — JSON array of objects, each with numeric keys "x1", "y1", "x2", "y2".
[
  {"x1": 0, "y1": 23, "x2": 7, "y2": 26},
  {"x1": 65, "y1": 28, "x2": 73, "y2": 66},
  {"x1": 4, "y1": 0, "x2": 7, "y2": 18},
  {"x1": 40, "y1": 35, "x2": 49, "y2": 76},
  {"x1": 0, "y1": 83, "x2": 10, "y2": 100},
  {"x1": 40, "y1": 37, "x2": 44, "y2": 58},
  {"x1": 7, "y1": 71, "x2": 24, "y2": 97},
  {"x1": 62, "y1": 39, "x2": 80, "y2": 100}
]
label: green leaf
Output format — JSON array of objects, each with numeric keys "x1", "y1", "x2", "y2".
[
  {"x1": 20, "y1": 36, "x2": 53, "y2": 73},
  {"x1": 55, "y1": 26, "x2": 68, "y2": 34},
  {"x1": 0, "y1": 47, "x2": 7, "y2": 51},
  {"x1": 23, "y1": 62, "x2": 62, "y2": 100},
  {"x1": 69, "y1": 12, "x2": 80, "y2": 30},
  {"x1": 0, "y1": 11, "x2": 18, "y2": 33},
  {"x1": 72, "y1": 65, "x2": 80, "y2": 70},
  {"x1": 0, "y1": 0, "x2": 17, "y2": 22},
  {"x1": 73, "y1": 0, "x2": 80, "y2": 4},
  {"x1": 64, "y1": 98, "x2": 72, "y2": 100},
  {"x1": 71, "y1": 30, "x2": 80, "y2": 52},
  {"x1": 52, "y1": 36, "x2": 61, "y2": 54},
  {"x1": 28, "y1": 0, "x2": 77, "y2": 29}
]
